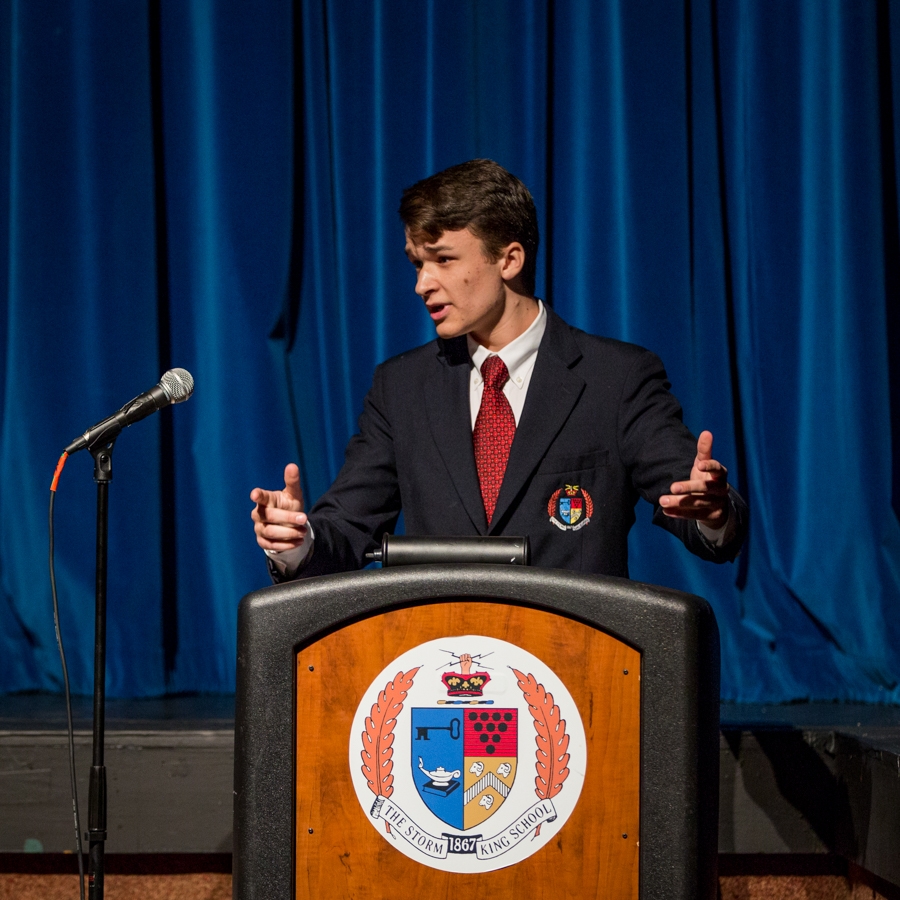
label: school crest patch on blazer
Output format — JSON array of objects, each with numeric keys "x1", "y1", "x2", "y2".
[
  {"x1": 349, "y1": 636, "x2": 587, "y2": 873},
  {"x1": 548, "y1": 484, "x2": 593, "y2": 531}
]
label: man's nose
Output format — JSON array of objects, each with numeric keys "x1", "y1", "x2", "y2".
[{"x1": 415, "y1": 266, "x2": 434, "y2": 297}]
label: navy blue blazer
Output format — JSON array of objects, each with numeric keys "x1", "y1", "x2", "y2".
[{"x1": 290, "y1": 307, "x2": 747, "y2": 579}]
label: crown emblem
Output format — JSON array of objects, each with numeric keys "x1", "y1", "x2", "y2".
[{"x1": 442, "y1": 652, "x2": 492, "y2": 697}]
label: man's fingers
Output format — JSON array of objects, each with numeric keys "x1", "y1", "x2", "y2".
[
  {"x1": 283, "y1": 463, "x2": 304, "y2": 506},
  {"x1": 661, "y1": 506, "x2": 726, "y2": 522},
  {"x1": 254, "y1": 514, "x2": 308, "y2": 553},
  {"x1": 257, "y1": 534, "x2": 306, "y2": 552},
  {"x1": 250, "y1": 487, "x2": 273, "y2": 506},
  {"x1": 696, "y1": 430, "x2": 714, "y2": 462},
  {"x1": 252, "y1": 504, "x2": 307, "y2": 526},
  {"x1": 255, "y1": 520, "x2": 308, "y2": 543},
  {"x1": 659, "y1": 492, "x2": 728, "y2": 521},
  {"x1": 669, "y1": 477, "x2": 729, "y2": 495},
  {"x1": 661, "y1": 493, "x2": 724, "y2": 510},
  {"x1": 250, "y1": 469, "x2": 304, "y2": 514},
  {"x1": 251, "y1": 464, "x2": 306, "y2": 554}
]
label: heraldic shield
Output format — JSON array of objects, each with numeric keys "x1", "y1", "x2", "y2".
[
  {"x1": 411, "y1": 707, "x2": 518, "y2": 831},
  {"x1": 560, "y1": 497, "x2": 583, "y2": 525}
]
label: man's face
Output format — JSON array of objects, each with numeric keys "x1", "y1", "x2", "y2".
[{"x1": 405, "y1": 228, "x2": 509, "y2": 344}]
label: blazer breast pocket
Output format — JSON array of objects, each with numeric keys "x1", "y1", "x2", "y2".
[{"x1": 539, "y1": 448, "x2": 609, "y2": 477}]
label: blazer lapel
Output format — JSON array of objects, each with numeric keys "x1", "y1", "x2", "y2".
[
  {"x1": 490, "y1": 310, "x2": 585, "y2": 531},
  {"x1": 424, "y1": 338, "x2": 488, "y2": 532}
]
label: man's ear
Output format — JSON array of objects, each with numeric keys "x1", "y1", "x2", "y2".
[{"x1": 499, "y1": 242, "x2": 526, "y2": 282}]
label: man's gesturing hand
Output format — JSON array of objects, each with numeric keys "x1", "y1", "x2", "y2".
[
  {"x1": 659, "y1": 431, "x2": 730, "y2": 530},
  {"x1": 250, "y1": 463, "x2": 308, "y2": 552}
]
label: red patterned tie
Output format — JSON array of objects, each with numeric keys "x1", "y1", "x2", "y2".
[{"x1": 473, "y1": 355, "x2": 516, "y2": 525}]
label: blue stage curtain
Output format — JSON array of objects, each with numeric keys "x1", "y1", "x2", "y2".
[{"x1": 1, "y1": 0, "x2": 898, "y2": 701}]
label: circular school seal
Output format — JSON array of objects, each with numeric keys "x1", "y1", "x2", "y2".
[
  {"x1": 349, "y1": 635, "x2": 587, "y2": 873},
  {"x1": 548, "y1": 483, "x2": 593, "y2": 531}
]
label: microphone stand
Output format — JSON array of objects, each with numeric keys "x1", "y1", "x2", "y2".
[{"x1": 87, "y1": 438, "x2": 115, "y2": 900}]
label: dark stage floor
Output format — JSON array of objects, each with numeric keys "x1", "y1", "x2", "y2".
[
  {"x1": 0, "y1": 692, "x2": 236, "y2": 732},
  {"x1": 721, "y1": 701, "x2": 900, "y2": 754}
]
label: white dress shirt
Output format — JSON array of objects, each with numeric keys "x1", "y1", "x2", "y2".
[{"x1": 466, "y1": 300, "x2": 547, "y2": 427}]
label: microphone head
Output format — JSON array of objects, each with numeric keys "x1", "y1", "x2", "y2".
[{"x1": 159, "y1": 368, "x2": 194, "y2": 404}]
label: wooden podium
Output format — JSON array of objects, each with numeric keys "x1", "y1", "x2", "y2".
[{"x1": 233, "y1": 566, "x2": 719, "y2": 899}]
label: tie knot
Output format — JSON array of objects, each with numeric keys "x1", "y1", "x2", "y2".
[{"x1": 481, "y1": 355, "x2": 509, "y2": 391}]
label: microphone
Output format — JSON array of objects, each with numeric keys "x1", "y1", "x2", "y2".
[{"x1": 65, "y1": 368, "x2": 194, "y2": 454}]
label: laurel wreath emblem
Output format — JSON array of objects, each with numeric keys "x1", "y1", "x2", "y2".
[
  {"x1": 547, "y1": 486, "x2": 594, "y2": 520},
  {"x1": 512, "y1": 667, "x2": 571, "y2": 837},
  {"x1": 582, "y1": 490, "x2": 594, "y2": 518},
  {"x1": 547, "y1": 488, "x2": 562, "y2": 518},
  {"x1": 360, "y1": 667, "x2": 419, "y2": 832}
]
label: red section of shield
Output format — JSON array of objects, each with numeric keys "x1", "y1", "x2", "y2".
[{"x1": 463, "y1": 709, "x2": 517, "y2": 755}]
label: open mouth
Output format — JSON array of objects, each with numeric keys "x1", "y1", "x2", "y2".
[{"x1": 427, "y1": 304, "x2": 449, "y2": 322}]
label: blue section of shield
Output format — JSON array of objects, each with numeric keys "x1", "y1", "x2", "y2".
[
  {"x1": 560, "y1": 497, "x2": 571, "y2": 523},
  {"x1": 411, "y1": 708, "x2": 465, "y2": 830}
]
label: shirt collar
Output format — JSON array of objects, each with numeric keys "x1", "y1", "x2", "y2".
[{"x1": 468, "y1": 300, "x2": 547, "y2": 388}]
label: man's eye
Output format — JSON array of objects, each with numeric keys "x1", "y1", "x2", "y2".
[{"x1": 437, "y1": 257, "x2": 451, "y2": 264}]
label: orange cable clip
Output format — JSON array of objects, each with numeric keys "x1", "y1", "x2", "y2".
[{"x1": 50, "y1": 452, "x2": 68, "y2": 492}]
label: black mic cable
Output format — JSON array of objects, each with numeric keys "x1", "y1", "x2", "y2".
[{"x1": 49, "y1": 452, "x2": 85, "y2": 900}]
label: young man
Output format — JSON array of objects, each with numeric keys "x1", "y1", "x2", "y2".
[{"x1": 251, "y1": 159, "x2": 747, "y2": 580}]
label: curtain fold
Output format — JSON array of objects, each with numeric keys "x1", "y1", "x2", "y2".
[
  {"x1": 1, "y1": 0, "x2": 898, "y2": 701},
  {"x1": 1, "y1": 1, "x2": 165, "y2": 695},
  {"x1": 155, "y1": 0, "x2": 297, "y2": 691}
]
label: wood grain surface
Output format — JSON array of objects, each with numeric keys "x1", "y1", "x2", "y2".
[{"x1": 295, "y1": 602, "x2": 640, "y2": 899}]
